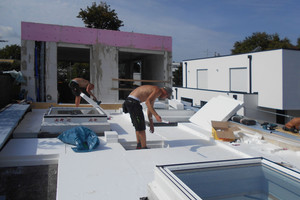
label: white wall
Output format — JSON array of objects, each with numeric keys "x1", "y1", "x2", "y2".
[
  {"x1": 180, "y1": 49, "x2": 300, "y2": 123},
  {"x1": 251, "y1": 50, "x2": 283, "y2": 109},
  {"x1": 183, "y1": 55, "x2": 249, "y2": 92},
  {"x1": 183, "y1": 49, "x2": 300, "y2": 110}
]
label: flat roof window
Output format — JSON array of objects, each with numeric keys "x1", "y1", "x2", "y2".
[{"x1": 149, "y1": 158, "x2": 300, "y2": 200}]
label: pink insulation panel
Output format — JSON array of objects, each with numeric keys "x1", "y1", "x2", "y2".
[
  {"x1": 21, "y1": 22, "x2": 172, "y2": 52},
  {"x1": 98, "y1": 30, "x2": 172, "y2": 51}
]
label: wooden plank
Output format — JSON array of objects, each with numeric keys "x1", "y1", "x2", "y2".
[
  {"x1": 275, "y1": 127, "x2": 300, "y2": 137},
  {"x1": 112, "y1": 78, "x2": 170, "y2": 83},
  {"x1": 100, "y1": 104, "x2": 122, "y2": 110},
  {"x1": 111, "y1": 88, "x2": 135, "y2": 91}
]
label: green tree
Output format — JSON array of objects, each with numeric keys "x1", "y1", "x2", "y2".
[
  {"x1": 297, "y1": 38, "x2": 300, "y2": 49},
  {"x1": 0, "y1": 44, "x2": 21, "y2": 59},
  {"x1": 231, "y1": 32, "x2": 296, "y2": 55},
  {"x1": 0, "y1": 44, "x2": 21, "y2": 71},
  {"x1": 77, "y1": 2, "x2": 124, "y2": 30},
  {"x1": 173, "y1": 64, "x2": 182, "y2": 87}
]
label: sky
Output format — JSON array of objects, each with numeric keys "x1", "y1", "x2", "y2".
[{"x1": 0, "y1": 0, "x2": 300, "y2": 62}]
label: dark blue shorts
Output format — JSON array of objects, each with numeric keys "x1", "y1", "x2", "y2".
[{"x1": 123, "y1": 97, "x2": 145, "y2": 131}]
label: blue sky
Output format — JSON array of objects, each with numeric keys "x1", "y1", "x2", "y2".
[{"x1": 0, "y1": 0, "x2": 299, "y2": 62}]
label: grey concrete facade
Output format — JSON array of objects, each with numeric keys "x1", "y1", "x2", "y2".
[{"x1": 21, "y1": 22, "x2": 172, "y2": 104}]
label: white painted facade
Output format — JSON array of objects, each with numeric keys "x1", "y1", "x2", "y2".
[{"x1": 176, "y1": 49, "x2": 300, "y2": 123}]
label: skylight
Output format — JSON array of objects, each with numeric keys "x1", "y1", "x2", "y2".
[{"x1": 148, "y1": 158, "x2": 300, "y2": 200}]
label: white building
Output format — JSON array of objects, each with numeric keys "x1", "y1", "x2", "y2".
[{"x1": 174, "y1": 49, "x2": 300, "y2": 124}]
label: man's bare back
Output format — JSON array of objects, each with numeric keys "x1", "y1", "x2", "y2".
[
  {"x1": 72, "y1": 78, "x2": 90, "y2": 88},
  {"x1": 129, "y1": 85, "x2": 162, "y2": 103}
]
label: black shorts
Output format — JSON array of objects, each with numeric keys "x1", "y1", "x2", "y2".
[
  {"x1": 69, "y1": 81, "x2": 82, "y2": 96},
  {"x1": 123, "y1": 97, "x2": 145, "y2": 131}
]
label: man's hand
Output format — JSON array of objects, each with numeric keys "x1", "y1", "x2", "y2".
[
  {"x1": 155, "y1": 115, "x2": 162, "y2": 122},
  {"x1": 149, "y1": 124, "x2": 154, "y2": 133}
]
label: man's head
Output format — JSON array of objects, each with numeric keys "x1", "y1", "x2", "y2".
[{"x1": 162, "y1": 87, "x2": 173, "y2": 100}]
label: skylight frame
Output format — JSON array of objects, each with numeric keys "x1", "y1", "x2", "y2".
[{"x1": 154, "y1": 157, "x2": 300, "y2": 200}]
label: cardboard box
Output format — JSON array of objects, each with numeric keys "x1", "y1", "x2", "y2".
[{"x1": 211, "y1": 121, "x2": 238, "y2": 142}]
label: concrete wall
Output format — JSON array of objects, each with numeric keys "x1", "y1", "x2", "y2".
[
  {"x1": 21, "y1": 22, "x2": 172, "y2": 104},
  {"x1": 45, "y1": 42, "x2": 57, "y2": 102},
  {"x1": 21, "y1": 40, "x2": 36, "y2": 101},
  {"x1": 90, "y1": 44, "x2": 119, "y2": 103}
]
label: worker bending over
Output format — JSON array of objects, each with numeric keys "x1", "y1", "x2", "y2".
[
  {"x1": 69, "y1": 78, "x2": 100, "y2": 107},
  {"x1": 123, "y1": 85, "x2": 172, "y2": 149}
]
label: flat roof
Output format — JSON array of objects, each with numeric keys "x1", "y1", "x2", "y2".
[{"x1": 1, "y1": 106, "x2": 300, "y2": 199}]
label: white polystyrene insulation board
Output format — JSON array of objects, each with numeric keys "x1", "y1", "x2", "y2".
[
  {"x1": 142, "y1": 101, "x2": 169, "y2": 109},
  {"x1": 189, "y1": 95, "x2": 243, "y2": 131},
  {"x1": 168, "y1": 99, "x2": 184, "y2": 110}
]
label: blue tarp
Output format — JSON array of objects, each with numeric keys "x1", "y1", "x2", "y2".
[
  {"x1": 3, "y1": 70, "x2": 25, "y2": 84},
  {"x1": 57, "y1": 126, "x2": 100, "y2": 152}
]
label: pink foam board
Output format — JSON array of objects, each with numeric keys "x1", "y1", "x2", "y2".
[{"x1": 21, "y1": 22, "x2": 172, "y2": 51}]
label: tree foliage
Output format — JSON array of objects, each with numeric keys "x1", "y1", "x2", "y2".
[
  {"x1": 0, "y1": 44, "x2": 21, "y2": 59},
  {"x1": 0, "y1": 44, "x2": 21, "y2": 71},
  {"x1": 297, "y1": 38, "x2": 300, "y2": 49},
  {"x1": 173, "y1": 64, "x2": 182, "y2": 87},
  {"x1": 231, "y1": 32, "x2": 298, "y2": 55},
  {"x1": 77, "y1": 2, "x2": 124, "y2": 30}
]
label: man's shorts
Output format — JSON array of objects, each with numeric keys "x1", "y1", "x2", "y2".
[
  {"x1": 69, "y1": 80, "x2": 81, "y2": 96},
  {"x1": 123, "y1": 97, "x2": 145, "y2": 131}
]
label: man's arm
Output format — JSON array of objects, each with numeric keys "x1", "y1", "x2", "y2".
[
  {"x1": 86, "y1": 84, "x2": 97, "y2": 101},
  {"x1": 145, "y1": 88, "x2": 162, "y2": 123},
  {"x1": 147, "y1": 108, "x2": 155, "y2": 133}
]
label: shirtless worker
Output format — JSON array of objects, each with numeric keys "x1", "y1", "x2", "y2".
[
  {"x1": 69, "y1": 78, "x2": 100, "y2": 107},
  {"x1": 123, "y1": 85, "x2": 173, "y2": 149}
]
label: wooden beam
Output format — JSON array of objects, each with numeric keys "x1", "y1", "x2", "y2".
[
  {"x1": 112, "y1": 78, "x2": 169, "y2": 83},
  {"x1": 111, "y1": 88, "x2": 135, "y2": 91}
]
